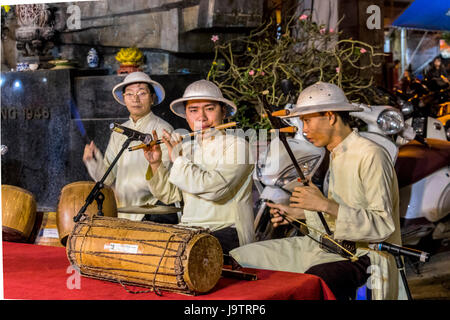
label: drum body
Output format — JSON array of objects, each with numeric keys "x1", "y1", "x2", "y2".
[
  {"x1": 2, "y1": 185, "x2": 37, "y2": 242},
  {"x1": 66, "y1": 216, "x2": 223, "y2": 295},
  {"x1": 57, "y1": 181, "x2": 117, "y2": 246},
  {"x1": 34, "y1": 212, "x2": 63, "y2": 247}
]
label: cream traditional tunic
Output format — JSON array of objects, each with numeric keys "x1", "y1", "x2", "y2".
[
  {"x1": 146, "y1": 130, "x2": 255, "y2": 246},
  {"x1": 230, "y1": 130, "x2": 407, "y2": 300},
  {"x1": 84, "y1": 112, "x2": 173, "y2": 221}
]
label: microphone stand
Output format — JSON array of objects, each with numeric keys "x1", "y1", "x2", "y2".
[
  {"x1": 370, "y1": 242, "x2": 430, "y2": 300},
  {"x1": 395, "y1": 255, "x2": 413, "y2": 301},
  {"x1": 73, "y1": 137, "x2": 134, "y2": 223}
]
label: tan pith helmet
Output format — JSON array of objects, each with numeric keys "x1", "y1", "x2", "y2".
[
  {"x1": 284, "y1": 82, "x2": 363, "y2": 118},
  {"x1": 112, "y1": 72, "x2": 165, "y2": 106},
  {"x1": 170, "y1": 80, "x2": 237, "y2": 118}
]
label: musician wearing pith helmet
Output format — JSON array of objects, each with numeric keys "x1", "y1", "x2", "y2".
[
  {"x1": 229, "y1": 82, "x2": 407, "y2": 300},
  {"x1": 143, "y1": 79, "x2": 255, "y2": 254},
  {"x1": 82, "y1": 71, "x2": 175, "y2": 223}
]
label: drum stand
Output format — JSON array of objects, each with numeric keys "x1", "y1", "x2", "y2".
[
  {"x1": 222, "y1": 254, "x2": 258, "y2": 281},
  {"x1": 73, "y1": 137, "x2": 134, "y2": 223}
]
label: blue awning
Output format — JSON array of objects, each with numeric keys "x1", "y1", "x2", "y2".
[{"x1": 391, "y1": 0, "x2": 450, "y2": 32}]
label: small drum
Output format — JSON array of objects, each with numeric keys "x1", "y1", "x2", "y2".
[
  {"x1": 2, "y1": 185, "x2": 37, "y2": 242},
  {"x1": 57, "y1": 181, "x2": 118, "y2": 246},
  {"x1": 66, "y1": 216, "x2": 223, "y2": 295},
  {"x1": 34, "y1": 212, "x2": 63, "y2": 247}
]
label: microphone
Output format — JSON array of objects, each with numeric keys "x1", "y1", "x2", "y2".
[
  {"x1": 369, "y1": 242, "x2": 430, "y2": 262},
  {"x1": 1, "y1": 145, "x2": 8, "y2": 155},
  {"x1": 110, "y1": 123, "x2": 152, "y2": 144}
]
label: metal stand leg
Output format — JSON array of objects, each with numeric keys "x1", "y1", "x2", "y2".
[
  {"x1": 73, "y1": 138, "x2": 133, "y2": 223},
  {"x1": 395, "y1": 255, "x2": 413, "y2": 300},
  {"x1": 95, "y1": 191, "x2": 105, "y2": 216}
]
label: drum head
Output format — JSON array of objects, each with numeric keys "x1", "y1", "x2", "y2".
[{"x1": 184, "y1": 234, "x2": 224, "y2": 293}]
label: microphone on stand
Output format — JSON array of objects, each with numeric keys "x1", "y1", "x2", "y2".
[
  {"x1": 110, "y1": 123, "x2": 153, "y2": 144},
  {"x1": 369, "y1": 242, "x2": 430, "y2": 262},
  {"x1": 1, "y1": 145, "x2": 8, "y2": 155}
]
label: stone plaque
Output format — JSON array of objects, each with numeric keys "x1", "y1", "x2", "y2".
[{"x1": 1, "y1": 69, "x2": 200, "y2": 209}]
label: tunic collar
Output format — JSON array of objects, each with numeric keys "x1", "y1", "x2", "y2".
[{"x1": 128, "y1": 111, "x2": 154, "y2": 128}]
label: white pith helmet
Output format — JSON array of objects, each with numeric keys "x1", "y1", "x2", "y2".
[
  {"x1": 170, "y1": 80, "x2": 237, "y2": 118},
  {"x1": 284, "y1": 82, "x2": 363, "y2": 118},
  {"x1": 112, "y1": 72, "x2": 165, "y2": 106}
]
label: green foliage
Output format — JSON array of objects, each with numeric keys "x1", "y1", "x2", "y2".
[{"x1": 208, "y1": 13, "x2": 385, "y2": 130}]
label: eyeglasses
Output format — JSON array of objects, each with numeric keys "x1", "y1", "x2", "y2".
[{"x1": 123, "y1": 90, "x2": 150, "y2": 100}]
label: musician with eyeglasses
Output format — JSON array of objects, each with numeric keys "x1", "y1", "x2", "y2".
[{"x1": 82, "y1": 72, "x2": 176, "y2": 223}]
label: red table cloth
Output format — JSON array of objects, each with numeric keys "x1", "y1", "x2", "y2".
[{"x1": 2, "y1": 242, "x2": 335, "y2": 300}]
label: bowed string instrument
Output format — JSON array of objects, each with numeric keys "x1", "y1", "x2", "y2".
[{"x1": 260, "y1": 82, "x2": 358, "y2": 261}]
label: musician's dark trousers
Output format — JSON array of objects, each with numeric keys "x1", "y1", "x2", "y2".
[
  {"x1": 141, "y1": 200, "x2": 179, "y2": 224},
  {"x1": 305, "y1": 254, "x2": 371, "y2": 300},
  {"x1": 142, "y1": 207, "x2": 239, "y2": 254},
  {"x1": 142, "y1": 212, "x2": 179, "y2": 224},
  {"x1": 211, "y1": 227, "x2": 240, "y2": 255}
]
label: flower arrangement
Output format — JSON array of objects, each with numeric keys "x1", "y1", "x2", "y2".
[
  {"x1": 208, "y1": 12, "x2": 385, "y2": 129},
  {"x1": 1, "y1": 5, "x2": 13, "y2": 40},
  {"x1": 1, "y1": 5, "x2": 11, "y2": 12},
  {"x1": 115, "y1": 47, "x2": 144, "y2": 74}
]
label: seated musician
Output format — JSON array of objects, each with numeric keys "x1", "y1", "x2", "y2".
[
  {"x1": 143, "y1": 79, "x2": 255, "y2": 254},
  {"x1": 82, "y1": 72, "x2": 176, "y2": 223},
  {"x1": 229, "y1": 82, "x2": 406, "y2": 300}
]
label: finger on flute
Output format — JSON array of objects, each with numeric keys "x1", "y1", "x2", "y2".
[
  {"x1": 129, "y1": 121, "x2": 238, "y2": 152},
  {"x1": 128, "y1": 140, "x2": 159, "y2": 151}
]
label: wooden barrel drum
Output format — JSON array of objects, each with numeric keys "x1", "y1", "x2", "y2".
[
  {"x1": 66, "y1": 216, "x2": 223, "y2": 295},
  {"x1": 34, "y1": 211, "x2": 63, "y2": 247},
  {"x1": 57, "y1": 181, "x2": 118, "y2": 246},
  {"x1": 1, "y1": 185, "x2": 37, "y2": 242}
]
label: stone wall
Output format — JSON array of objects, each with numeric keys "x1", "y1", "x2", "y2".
[
  {"x1": 62, "y1": 0, "x2": 262, "y2": 50},
  {"x1": 0, "y1": 0, "x2": 264, "y2": 209},
  {"x1": 1, "y1": 69, "x2": 200, "y2": 209},
  {"x1": 2, "y1": 0, "x2": 264, "y2": 75}
]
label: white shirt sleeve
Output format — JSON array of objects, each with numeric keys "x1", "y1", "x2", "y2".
[
  {"x1": 334, "y1": 149, "x2": 397, "y2": 242},
  {"x1": 168, "y1": 137, "x2": 253, "y2": 202}
]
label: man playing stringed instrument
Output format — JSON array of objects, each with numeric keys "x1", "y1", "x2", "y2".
[
  {"x1": 230, "y1": 82, "x2": 405, "y2": 300},
  {"x1": 142, "y1": 80, "x2": 255, "y2": 254}
]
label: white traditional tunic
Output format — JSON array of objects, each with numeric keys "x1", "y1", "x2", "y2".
[
  {"x1": 84, "y1": 112, "x2": 173, "y2": 221},
  {"x1": 230, "y1": 130, "x2": 407, "y2": 300},
  {"x1": 146, "y1": 130, "x2": 255, "y2": 246}
]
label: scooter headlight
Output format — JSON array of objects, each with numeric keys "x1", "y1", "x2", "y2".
[
  {"x1": 377, "y1": 109, "x2": 404, "y2": 135},
  {"x1": 401, "y1": 102, "x2": 414, "y2": 116},
  {"x1": 274, "y1": 155, "x2": 321, "y2": 188}
]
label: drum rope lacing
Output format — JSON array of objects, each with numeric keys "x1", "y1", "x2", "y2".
[
  {"x1": 68, "y1": 215, "x2": 206, "y2": 295},
  {"x1": 118, "y1": 234, "x2": 175, "y2": 296}
]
